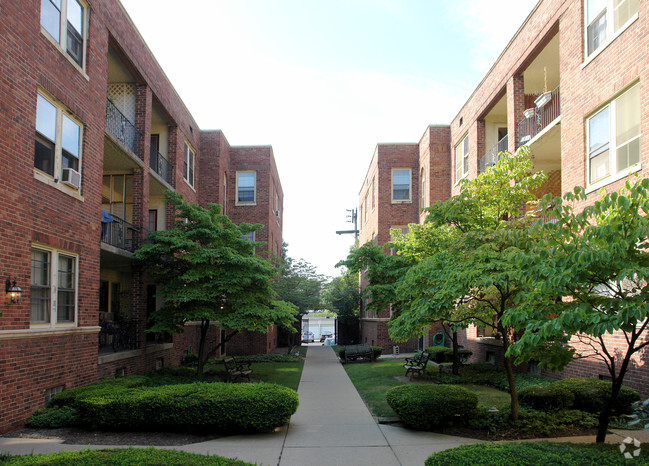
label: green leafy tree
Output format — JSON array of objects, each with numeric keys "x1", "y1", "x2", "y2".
[
  {"x1": 387, "y1": 146, "x2": 547, "y2": 420},
  {"x1": 506, "y1": 177, "x2": 649, "y2": 442},
  {"x1": 134, "y1": 192, "x2": 297, "y2": 376},
  {"x1": 321, "y1": 267, "x2": 360, "y2": 344}
]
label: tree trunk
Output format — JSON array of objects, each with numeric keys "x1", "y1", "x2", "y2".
[
  {"x1": 596, "y1": 358, "x2": 630, "y2": 442},
  {"x1": 196, "y1": 318, "x2": 210, "y2": 377},
  {"x1": 452, "y1": 330, "x2": 460, "y2": 375},
  {"x1": 504, "y1": 354, "x2": 519, "y2": 420}
]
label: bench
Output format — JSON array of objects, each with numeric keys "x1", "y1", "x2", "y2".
[
  {"x1": 343, "y1": 343, "x2": 374, "y2": 363},
  {"x1": 403, "y1": 352, "x2": 431, "y2": 379},
  {"x1": 223, "y1": 356, "x2": 253, "y2": 382}
]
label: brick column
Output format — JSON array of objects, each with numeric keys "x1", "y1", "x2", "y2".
[
  {"x1": 166, "y1": 125, "x2": 180, "y2": 229},
  {"x1": 476, "y1": 119, "x2": 486, "y2": 172},
  {"x1": 507, "y1": 74, "x2": 525, "y2": 153}
]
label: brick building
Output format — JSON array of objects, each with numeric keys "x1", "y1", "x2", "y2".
[
  {"x1": 0, "y1": 0, "x2": 284, "y2": 432},
  {"x1": 358, "y1": 0, "x2": 649, "y2": 393}
]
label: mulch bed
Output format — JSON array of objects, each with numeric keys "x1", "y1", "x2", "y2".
[{"x1": 0, "y1": 427, "x2": 223, "y2": 446}]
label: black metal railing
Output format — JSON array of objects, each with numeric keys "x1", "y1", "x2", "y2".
[
  {"x1": 149, "y1": 147, "x2": 172, "y2": 184},
  {"x1": 101, "y1": 214, "x2": 139, "y2": 252},
  {"x1": 98, "y1": 317, "x2": 141, "y2": 353},
  {"x1": 105, "y1": 98, "x2": 142, "y2": 160},
  {"x1": 517, "y1": 85, "x2": 561, "y2": 147},
  {"x1": 479, "y1": 134, "x2": 509, "y2": 173}
]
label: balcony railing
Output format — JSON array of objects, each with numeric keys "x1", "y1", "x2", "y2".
[
  {"x1": 105, "y1": 98, "x2": 142, "y2": 160},
  {"x1": 479, "y1": 134, "x2": 508, "y2": 173},
  {"x1": 101, "y1": 212, "x2": 139, "y2": 252},
  {"x1": 150, "y1": 147, "x2": 172, "y2": 185},
  {"x1": 98, "y1": 317, "x2": 141, "y2": 353},
  {"x1": 517, "y1": 85, "x2": 561, "y2": 147}
]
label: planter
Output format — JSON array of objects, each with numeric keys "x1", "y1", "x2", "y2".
[
  {"x1": 523, "y1": 108, "x2": 536, "y2": 119},
  {"x1": 535, "y1": 91, "x2": 552, "y2": 108}
]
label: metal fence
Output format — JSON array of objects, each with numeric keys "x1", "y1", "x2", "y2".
[
  {"x1": 517, "y1": 85, "x2": 561, "y2": 147},
  {"x1": 479, "y1": 134, "x2": 509, "y2": 173},
  {"x1": 101, "y1": 215, "x2": 139, "y2": 252},
  {"x1": 105, "y1": 98, "x2": 142, "y2": 160},
  {"x1": 150, "y1": 147, "x2": 172, "y2": 184}
]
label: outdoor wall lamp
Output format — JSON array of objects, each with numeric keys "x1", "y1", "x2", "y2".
[{"x1": 5, "y1": 277, "x2": 22, "y2": 304}]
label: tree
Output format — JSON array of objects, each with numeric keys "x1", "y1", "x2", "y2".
[
  {"x1": 321, "y1": 267, "x2": 361, "y2": 344},
  {"x1": 506, "y1": 177, "x2": 649, "y2": 442},
  {"x1": 134, "y1": 192, "x2": 297, "y2": 376},
  {"x1": 387, "y1": 146, "x2": 547, "y2": 420}
]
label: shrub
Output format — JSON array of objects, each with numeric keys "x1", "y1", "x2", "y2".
[
  {"x1": 425, "y1": 441, "x2": 648, "y2": 465},
  {"x1": 551, "y1": 378, "x2": 639, "y2": 415},
  {"x1": 371, "y1": 346, "x2": 383, "y2": 360},
  {"x1": 181, "y1": 353, "x2": 199, "y2": 367},
  {"x1": 386, "y1": 384, "x2": 478, "y2": 430},
  {"x1": 518, "y1": 384, "x2": 574, "y2": 411},
  {"x1": 222, "y1": 353, "x2": 303, "y2": 363},
  {"x1": 70, "y1": 381, "x2": 298, "y2": 433},
  {"x1": 25, "y1": 406, "x2": 79, "y2": 428},
  {"x1": 437, "y1": 363, "x2": 552, "y2": 392},
  {"x1": 425, "y1": 346, "x2": 472, "y2": 363},
  {"x1": 1, "y1": 448, "x2": 252, "y2": 465},
  {"x1": 48, "y1": 376, "x2": 151, "y2": 410}
]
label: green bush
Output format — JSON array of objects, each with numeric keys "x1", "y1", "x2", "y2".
[
  {"x1": 25, "y1": 406, "x2": 79, "y2": 428},
  {"x1": 551, "y1": 378, "x2": 639, "y2": 415},
  {"x1": 386, "y1": 384, "x2": 478, "y2": 430},
  {"x1": 437, "y1": 363, "x2": 552, "y2": 392},
  {"x1": 65, "y1": 381, "x2": 298, "y2": 433},
  {"x1": 425, "y1": 346, "x2": 472, "y2": 363},
  {"x1": 425, "y1": 441, "x2": 648, "y2": 465},
  {"x1": 518, "y1": 384, "x2": 575, "y2": 411},
  {"x1": 212, "y1": 353, "x2": 303, "y2": 364},
  {"x1": 1, "y1": 448, "x2": 252, "y2": 465},
  {"x1": 371, "y1": 346, "x2": 383, "y2": 360},
  {"x1": 48, "y1": 376, "x2": 151, "y2": 410}
]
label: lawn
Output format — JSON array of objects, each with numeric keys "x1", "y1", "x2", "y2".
[
  {"x1": 343, "y1": 360, "x2": 511, "y2": 417},
  {"x1": 248, "y1": 362, "x2": 303, "y2": 390}
]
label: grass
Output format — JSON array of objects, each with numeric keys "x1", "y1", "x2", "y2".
[
  {"x1": 249, "y1": 362, "x2": 304, "y2": 391},
  {"x1": 343, "y1": 360, "x2": 513, "y2": 417}
]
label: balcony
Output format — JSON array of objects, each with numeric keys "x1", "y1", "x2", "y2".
[
  {"x1": 517, "y1": 86, "x2": 560, "y2": 147},
  {"x1": 479, "y1": 134, "x2": 508, "y2": 173},
  {"x1": 150, "y1": 147, "x2": 172, "y2": 185},
  {"x1": 101, "y1": 212, "x2": 139, "y2": 253},
  {"x1": 105, "y1": 98, "x2": 142, "y2": 160},
  {"x1": 98, "y1": 317, "x2": 142, "y2": 354}
]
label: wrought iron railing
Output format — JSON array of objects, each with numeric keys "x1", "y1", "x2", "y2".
[
  {"x1": 517, "y1": 85, "x2": 561, "y2": 147},
  {"x1": 479, "y1": 134, "x2": 508, "y2": 173},
  {"x1": 101, "y1": 214, "x2": 139, "y2": 252},
  {"x1": 150, "y1": 147, "x2": 172, "y2": 184},
  {"x1": 105, "y1": 98, "x2": 142, "y2": 160},
  {"x1": 98, "y1": 317, "x2": 141, "y2": 353}
]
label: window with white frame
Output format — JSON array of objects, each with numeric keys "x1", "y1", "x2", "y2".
[
  {"x1": 585, "y1": 0, "x2": 638, "y2": 56},
  {"x1": 35, "y1": 92, "x2": 82, "y2": 187},
  {"x1": 40, "y1": 0, "x2": 87, "y2": 68},
  {"x1": 31, "y1": 248, "x2": 78, "y2": 325},
  {"x1": 183, "y1": 142, "x2": 195, "y2": 187},
  {"x1": 587, "y1": 83, "x2": 640, "y2": 185},
  {"x1": 392, "y1": 168, "x2": 411, "y2": 202},
  {"x1": 236, "y1": 171, "x2": 256, "y2": 204},
  {"x1": 455, "y1": 135, "x2": 469, "y2": 183},
  {"x1": 420, "y1": 168, "x2": 426, "y2": 210}
]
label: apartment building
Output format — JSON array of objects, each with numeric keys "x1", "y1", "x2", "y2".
[
  {"x1": 358, "y1": 0, "x2": 648, "y2": 393},
  {"x1": 0, "y1": 0, "x2": 284, "y2": 432}
]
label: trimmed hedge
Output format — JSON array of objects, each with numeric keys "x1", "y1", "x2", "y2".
[
  {"x1": 48, "y1": 376, "x2": 151, "y2": 409},
  {"x1": 48, "y1": 380, "x2": 298, "y2": 433},
  {"x1": 518, "y1": 377, "x2": 639, "y2": 414},
  {"x1": 1, "y1": 448, "x2": 252, "y2": 465},
  {"x1": 337, "y1": 346, "x2": 383, "y2": 361},
  {"x1": 386, "y1": 384, "x2": 478, "y2": 430},
  {"x1": 25, "y1": 406, "x2": 79, "y2": 428},
  {"x1": 437, "y1": 363, "x2": 552, "y2": 392},
  {"x1": 424, "y1": 346, "x2": 472, "y2": 363},
  {"x1": 425, "y1": 441, "x2": 649, "y2": 465}
]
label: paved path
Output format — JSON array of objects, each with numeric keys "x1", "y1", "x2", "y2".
[{"x1": 3, "y1": 345, "x2": 645, "y2": 465}]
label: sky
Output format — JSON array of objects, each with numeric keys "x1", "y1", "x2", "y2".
[{"x1": 119, "y1": 0, "x2": 538, "y2": 279}]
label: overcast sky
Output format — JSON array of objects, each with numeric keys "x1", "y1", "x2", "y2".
[{"x1": 120, "y1": 0, "x2": 538, "y2": 278}]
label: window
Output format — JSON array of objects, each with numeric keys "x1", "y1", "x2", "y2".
[
  {"x1": 40, "y1": 0, "x2": 86, "y2": 68},
  {"x1": 35, "y1": 92, "x2": 82, "y2": 187},
  {"x1": 585, "y1": 0, "x2": 638, "y2": 56},
  {"x1": 237, "y1": 171, "x2": 256, "y2": 204},
  {"x1": 455, "y1": 135, "x2": 469, "y2": 183},
  {"x1": 31, "y1": 248, "x2": 77, "y2": 325},
  {"x1": 391, "y1": 169, "x2": 411, "y2": 202},
  {"x1": 587, "y1": 84, "x2": 640, "y2": 186},
  {"x1": 183, "y1": 142, "x2": 195, "y2": 187},
  {"x1": 371, "y1": 177, "x2": 376, "y2": 210},
  {"x1": 420, "y1": 168, "x2": 426, "y2": 210}
]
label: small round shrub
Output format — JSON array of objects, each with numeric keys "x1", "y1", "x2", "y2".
[
  {"x1": 551, "y1": 378, "x2": 639, "y2": 414},
  {"x1": 425, "y1": 346, "x2": 453, "y2": 363},
  {"x1": 518, "y1": 384, "x2": 575, "y2": 411},
  {"x1": 371, "y1": 346, "x2": 383, "y2": 360},
  {"x1": 25, "y1": 406, "x2": 79, "y2": 428},
  {"x1": 386, "y1": 384, "x2": 478, "y2": 430}
]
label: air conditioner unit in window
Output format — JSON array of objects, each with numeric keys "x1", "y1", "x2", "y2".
[{"x1": 61, "y1": 168, "x2": 81, "y2": 189}]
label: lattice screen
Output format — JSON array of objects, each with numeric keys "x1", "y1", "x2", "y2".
[{"x1": 107, "y1": 83, "x2": 136, "y2": 122}]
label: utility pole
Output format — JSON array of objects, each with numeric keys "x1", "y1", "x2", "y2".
[{"x1": 336, "y1": 208, "x2": 358, "y2": 239}]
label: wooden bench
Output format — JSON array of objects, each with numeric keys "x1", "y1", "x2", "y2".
[
  {"x1": 403, "y1": 352, "x2": 431, "y2": 379},
  {"x1": 223, "y1": 356, "x2": 252, "y2": 382},
  {"x1": 343, "y1": 343, "x2": 374, "y2": 363}
]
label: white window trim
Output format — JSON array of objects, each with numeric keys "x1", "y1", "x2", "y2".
[
  {"x1": 30, "y1": 245, "x2": 79, "y2": 328},
  {"x1": 183, "y1": 141, "x2": 196, "y2": 190},
  {"x1": 585, "y1": 83, "x2": 641, "y2": 193},
  {"x1": 583, "y1": 0, "x2": 638, "y2": 64},
  {"x1": 34, "y1": 90, "x2": 84, "y2": 197},
  {"x1": 39, "y1": 0, "x2": 89, "y2": 77},
  {"x1": 236, "y1": 170, "x2": 257, "y2": 206},
  {"x1": 455, "y1": 135, "x2": 469, "y2": 186},
  {"x1": 391, "y1": 168, "x2": 412, "y2": 203}
]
